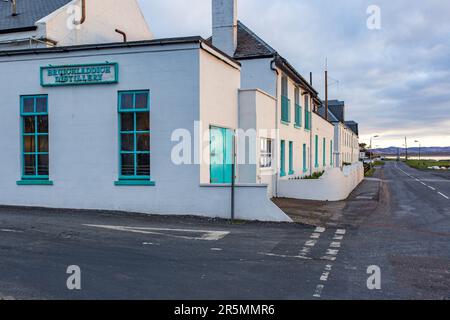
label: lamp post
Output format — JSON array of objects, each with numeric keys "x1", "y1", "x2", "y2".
[
  {"x1": 369, "y1": 135, "x2": 379, "y2": 161},
  {"x1": 415, "y1": 140, "x2": 421, "y2": 161}
]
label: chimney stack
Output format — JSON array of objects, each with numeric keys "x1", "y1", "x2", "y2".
[{"x1": 212, "y1": 0, "x2": 238, "y2": 57}]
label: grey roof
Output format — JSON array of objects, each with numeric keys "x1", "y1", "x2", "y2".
[
  {"x1": 345, "y1": 121, "x2": 359, "y2": 136},
  {"x1": 0, "y1": 0, "x2": 72, "y2": 33},
  {"x1": 317, "y1": 104, "x2": 339, "y2": 122},
  {"x1": 234, "y1": 21, "x2": 276, "y2": 59}
]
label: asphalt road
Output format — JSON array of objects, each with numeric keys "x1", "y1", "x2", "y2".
[{"x1": 0, "y1": 161, "x2": 449, "y2": 300}]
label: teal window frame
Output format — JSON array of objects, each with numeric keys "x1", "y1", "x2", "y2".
[
  {"x1": 116, "y1": 90, "x2": 154, "y2": 186},
  {"x1": 304, "y1": 95, "x2": 311, "y2": 130},
  {"x1": 280, "y1": 140, "x2": 286, "y2": 177},
  {"x1": 281, "y1": 95, "x2": 291, "y2": 124},
  {"x1": 330, "y1": 141, "x2": 333, "y2": 166},
  {"x1": 294, "y1": 88, "x2": 302, "y2": 128},
  {"x1": 288, "y1": 141, "x2": 294, "y2": 175},
  {"x1": 315, "y1": 135, "x2": 319, "y2": 168},
  {"x1": 18, "y1": 95, "x2": 52, "y2": 185},
  {"x1": 323, "y1": 138, "x2": 326, "y2": 166},
  {"x1": 302, "y1": 144, "x2": 307, "y2": 173}
]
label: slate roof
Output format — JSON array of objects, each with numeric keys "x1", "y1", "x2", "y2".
[
  {"x1": 234, "y1": 21, "x2": 276, "y2": 59},
  {"x1": 345, "y1": 121, "x2": 359, "y2": 136},
  {"x1": 0, "y1": 0, "x2": 72, "y2": 33}
]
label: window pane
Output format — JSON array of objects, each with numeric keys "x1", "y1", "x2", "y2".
[
  {"x1": 24, "y1": 154, "x2": 36, "y2": 176},
  {"x1": 137, "y1": 133, "x2": 150, "y2": 151},
  {"x1": 121, "y1": 134, "x2": 134, "y2": 152},
  {"x1": 37, "y1": 116, "x2": 48, "y2": 133},
  {"x1": 38, "y1": 154, "x2": 49, "y2": 176},
  {"x1": 121, "y1": 154, "x2": 135, "y2": 176},
  {"x1": 38, "y1": 135, "x2": 49, "y2": 153},
  {"x1": 135, "y1": 93, "x2": 148, "y2": 109},
  {"x1": 136, "y1": 112, "x2": 149, "y2": 131},
  {"x1": 120, "y1": 94, "x2": 134, "y2": 109},
  {"x1": 24, "y1": 135, "x2": 35, "y2": 153},
  {"x1": 137, "y1": 153, "x2": 150, "y2": 176},
  {"x1": 120, "y1": 113, "x2": 134, "y2": 132},
  {"x1": 35, "y1": 97, "x2": 47, "y2": 113},
  {"x1": 23, "y1": 116, "x2": 35, "y2": 133},
  {"x1": 22, "y1": 97, "x2": 34, "y2": 113}
]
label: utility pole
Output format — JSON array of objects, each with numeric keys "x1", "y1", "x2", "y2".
[
  {"x1": 325, "y1": 59, "x2": 328, "y2": 121},
  {"x1": 405, "y1": 137, "x2": 408, "y2": 161}
]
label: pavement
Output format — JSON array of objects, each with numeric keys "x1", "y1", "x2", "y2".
[{"x1": 0, "y1": 161, "x2": 449, "y2": 300}]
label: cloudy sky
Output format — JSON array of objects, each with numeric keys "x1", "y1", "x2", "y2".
[{"x1": 138, "y1": 0, "x2": 450, "y2": 148}]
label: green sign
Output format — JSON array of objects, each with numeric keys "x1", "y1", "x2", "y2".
[{"x1": 41, "y1": 63, "x2": 118, "y2": 87}]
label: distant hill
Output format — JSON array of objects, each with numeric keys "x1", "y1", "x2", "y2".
[{"x1": 372, "y1": 146, "x2": 450, "y2": 156}]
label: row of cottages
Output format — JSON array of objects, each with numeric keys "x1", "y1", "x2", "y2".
[{"x1": 0, "y1": 0, "x2": 361, "y2": 222}]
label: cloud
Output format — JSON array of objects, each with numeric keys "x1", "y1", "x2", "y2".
[{"x1": 138, "y1": 0, "x2": 450, "y2": 147}]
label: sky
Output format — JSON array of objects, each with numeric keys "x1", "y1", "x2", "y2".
[{"x1": 138, "y1": 0, "x2": 450, "y2": 148}]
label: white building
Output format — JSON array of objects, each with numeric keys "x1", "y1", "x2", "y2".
[
  {"x1": 318, "y1": 100, "x2": 360, "y2": 167},
  {"x1": 0, "y1": 0, "x2": 361, "y2": 221},
  {"x1": 0, "y1": 0, "x2": 152, "y2": 50}
]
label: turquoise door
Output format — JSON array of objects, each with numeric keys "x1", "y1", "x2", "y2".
[{"x1": 210, "y1": 126, "x2": 233, "y2": 184}]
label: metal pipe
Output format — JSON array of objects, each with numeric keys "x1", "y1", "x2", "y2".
[
  {"x1": 271, "y1": 57, "x2": 280, "y2": 198},
  {"x1": 231, "y1": 133, "x2": 236, "y2": 223},
  {"x1": 11, "y1": 0, "x2": 17, "y2": 16},
  {"x1": 115, "y1": 29, "x2": 127, "y2": 42},
  {"x1": 75, "y1": 0, "x2": 86, "y2": 25}
]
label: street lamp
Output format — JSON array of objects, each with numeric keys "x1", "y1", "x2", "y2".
[
  {"x1": 415, "y1": 140, "x2": 421, "y2": 160},
  {"x1": 370, "y1": 135, "x2": 379, "y2": 161}
]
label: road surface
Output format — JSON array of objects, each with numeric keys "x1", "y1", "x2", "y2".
[{"x1": 0, "y1": 161, "x2": 448, "y2": 299}]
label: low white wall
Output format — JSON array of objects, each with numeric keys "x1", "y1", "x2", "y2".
[
  {"x1": 277, "y1": 162, "x2": 364, "y2": 201},
  {"x1": 200, "y1": 184, "x2": 292, "y2": 222}
]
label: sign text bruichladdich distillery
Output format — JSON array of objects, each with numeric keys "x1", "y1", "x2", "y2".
[{"x1": 41, "y1": 63, "x2": 118, "y2": 87}]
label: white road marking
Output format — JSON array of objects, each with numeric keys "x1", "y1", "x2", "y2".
[
  {"x1": 310, "y1": 233, "x2": 322, "y2": 239},
  {"x1": 84, "y1": 225, "x2": 230, "y2": 241},
  {"x1": 315, "y1": 227, "x2": 326, "y2": 233},
  {"x1": 313, "y1": 284, "x2": 325, "y2": 298},
  {"x1": 210, "y1": 248, "x2": 223, "y2": 251},
  {"x1": 305, "y1": 240, "x2": 317, "y2": 247},
  {"x1": 428, "y1": 186, "x2": 436, "y2": 191},
  {"x1": 0, "y1": 229, "x2": 23, "y2": 233},
  {"x1": 438, "y1": 192, "x2": 449, "y2": 200},
  {"x1": 142, "y1": 242, "x2": 160, "y2": 246},
  {"x1": 421, "y1": 182, "x2": 427, "y2": 186},
  {"x1": 330, "y1": 242, "x2": 341, "y2": 248},
  {"x1": 313, "y1": 229, "x2": 346, "y2": 298},
  {"x1": 259, "y1": 252, "x2": 311, "y2": 260}
]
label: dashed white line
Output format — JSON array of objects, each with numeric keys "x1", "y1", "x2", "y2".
[
  {"x1": 0, "y1": 229, "x2": 24, "y2": 233},
  {"x1": 428, "y1": 186, "x2": 436, "y2": 191},
  {"x1": 438, "y1": 192, "x2": 449, "y2": 200}
]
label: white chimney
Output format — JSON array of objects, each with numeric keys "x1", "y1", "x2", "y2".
[{"x1": 212, "y1": 0, "x2": 238, "y2": 57}]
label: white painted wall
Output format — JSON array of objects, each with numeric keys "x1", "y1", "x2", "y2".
[
  {"x1": 199, "y1": 47, "x2": 240, "y2": 184},
  {"x1": 41, "y1": 0, "x2": 153, "y2": 46},
  {"x1": 0, "y1": 42, "x2": 290, "y2": 222},
  {"x1": 333, "y1": 122, "x2": 360, "y2": 167},
  {"x1": 238, "y1": 89, "x2": 277, "y2": 196},
  {"x1": 278, "y1": 162, "x2": 364, "y2": 201},
  {"x1": 311, "y1": 112, "x2": 335, "y2": 173}
]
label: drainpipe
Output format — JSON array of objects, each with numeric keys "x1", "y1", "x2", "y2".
[
  {"x1": 75, "y1": 0, "x2": 86, "y2": 25},
  {"x1": 115, "y1": 29, "x2": 127, "y2": 42},
  {"x1": 270, "y1": 56, "x2": 279, "y2": 197},
  {"x1": 11, "y1": 0, "x2": 17, "y2": 16},
  {"x1": 310, "y1": 96, "x2": 313, "y2": 176}
]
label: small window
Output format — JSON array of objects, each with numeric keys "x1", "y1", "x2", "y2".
[
  {"x1": 20, "y1": 95, "x2": 50, "y2": 181},
  {"x1": 260, "y1": 138, "x2": 273, "y2": 168},
  {"x1": 118, "y1": 91, "x2": 151, "y2": 181},
  {"x1": 281, "y1": 75, "x2": 288, "y2": 97}
]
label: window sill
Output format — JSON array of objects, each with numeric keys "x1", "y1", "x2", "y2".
[
  {"x1": 115, "y1": 180, "x2": 156, "y2": 186},
  {"x1": 281, "y1": 120, "x2": 290, "y2": 126},
  {"x1": 280, "y1": 172, "x2": 286, "y2": 177},
  {"x1": 17, "y1": 180, "x2": 53, "y2": 186},
  {"x1": 294, "y1": 125, "x2": 302, "y2": 129},
  {"x1": 289, "y1": 170, "x2": 295, "y2": 175}
]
